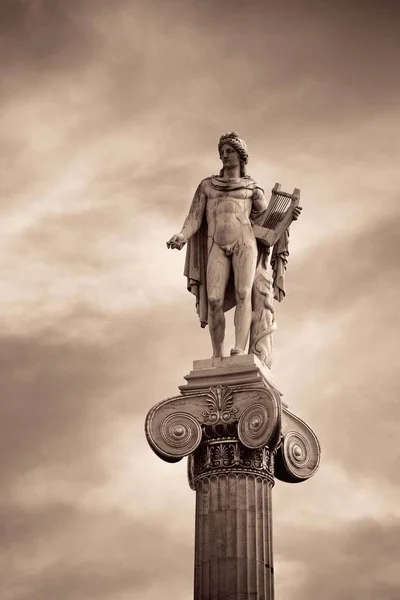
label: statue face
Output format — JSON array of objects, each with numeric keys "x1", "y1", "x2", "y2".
[{"x1": 219, "y1": 143, "x2": 240, "y2": 169}]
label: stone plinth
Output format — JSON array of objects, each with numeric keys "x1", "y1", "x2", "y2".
[
  {"x1": 145, "y1": 356, "x2": 320, "y2": 600},
  {"x1": 179, "y1": 354, "x2": 280, "y2": 394}
]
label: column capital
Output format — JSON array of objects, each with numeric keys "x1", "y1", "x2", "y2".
[
  {"x1": 145, "y1": 355, "x2": 320, "y2": 484},
  {"x1": 188, "y1": 436, "x2": 275, "y2": 489},
  {"x1": 145, "y1": 381, "x2": 281, "y2": 463}
]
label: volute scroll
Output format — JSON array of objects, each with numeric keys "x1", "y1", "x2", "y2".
[{"x1": 274, "y1": 408, "x2": 321, "y2": 483}]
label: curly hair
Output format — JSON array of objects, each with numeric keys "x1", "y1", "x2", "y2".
[{"x1": 218, "y1": 132, "x2": 248, "y2": 176}]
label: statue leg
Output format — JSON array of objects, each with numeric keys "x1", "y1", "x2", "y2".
[
  {"x1": 232, "y1": 241, "x2": 257, "y2": 354},
  {"x1": 207, "y1": 243, "x2": 231, "y2": 358}
]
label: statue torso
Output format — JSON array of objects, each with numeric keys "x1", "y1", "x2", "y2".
[{"x1": 203, "y1": 178, "x2": 255, "y2": 250}]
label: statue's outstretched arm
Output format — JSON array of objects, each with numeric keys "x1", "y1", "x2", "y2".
[
  {"x1": 180, "y1": 182, "x2": 207, "y2": 239},
  {"x1": 167, "y1": 182, "x2": 207, "y2": 250}
]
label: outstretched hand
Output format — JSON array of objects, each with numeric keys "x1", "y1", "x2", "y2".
[
  {"x1": 292, "y1": 206, "x2": 303, "y2": 221},
  {"x1": 166, "y1": 233, "x2": 187, "y2": 250}
]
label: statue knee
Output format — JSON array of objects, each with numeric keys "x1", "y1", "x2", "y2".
[
  {"x1": 208, "y1": 295, "x2": 223, "y2": 311},
  {"x1": 236, "y1": 286, "x2": 252, "y2": 304}
]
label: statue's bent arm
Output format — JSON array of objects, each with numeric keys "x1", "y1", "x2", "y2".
[
  {"x1": 180, "y1": 181, "x2": 207, "y2": 241},
  {"x1": 251, "y1": 186, "x2": 269, "y2": 218}
]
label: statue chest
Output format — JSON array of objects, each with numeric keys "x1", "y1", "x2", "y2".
[{"x1": 206, "y1": 190, "x2": 252, "y2": 219}]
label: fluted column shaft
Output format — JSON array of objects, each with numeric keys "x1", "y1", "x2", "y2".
[{"x1": 190, "y1": 438, "x2": 275, "y2": 600}]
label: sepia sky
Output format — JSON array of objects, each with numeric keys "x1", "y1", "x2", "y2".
[{"x1": 1, "y1": 0, "x2": 400, "y2": 598}]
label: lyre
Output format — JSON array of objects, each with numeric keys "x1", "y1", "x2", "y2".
[{"x1": 253, "y1": 183, "x2": 300, "y2": 246}]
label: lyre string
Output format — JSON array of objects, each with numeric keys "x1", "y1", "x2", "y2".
[
  {"x1": 275, "y1": 195, "x2": 289, "y2": 216},
  {"x1": 265, "y1": 194, "x2": 280, "y2": 222},
  {"x1": 265, "y1": 194, "x2": 290, "y2": 228},
  {"x1": 265, "y1": 208, "x2": 279, "y2": 228},
  {"x1": 265, "y1": 195, "x2": 280, "y2": 217}
]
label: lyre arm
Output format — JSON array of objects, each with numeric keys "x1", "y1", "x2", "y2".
[{"x1": 272, "y1": 188, "x2": 300, "y2": 241}]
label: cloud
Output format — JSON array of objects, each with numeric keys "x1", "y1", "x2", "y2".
[
  {"x1": 0, "y1": 331, "x2": 117, "y2": 487},
  {"x1": 276, "y1": 518, "x2": 400, "y2": 600},
  {"x1": 0, "y1": 312, "x2": 197, "y2": 600},
  {"x1": 269, "y1": 211, "x2": 400, "y2": 495},
  {"x1": 0, "y1": 501, "x2": 194, "y2": 600}
]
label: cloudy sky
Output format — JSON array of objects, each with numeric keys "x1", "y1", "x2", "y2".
[{"x1": 1, "y1": 0, "x2": 399, "y2": 598}]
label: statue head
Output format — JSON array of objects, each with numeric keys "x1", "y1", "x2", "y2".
[{"x1": 218, "y1": 132, "x2": 248, "y2": 177}]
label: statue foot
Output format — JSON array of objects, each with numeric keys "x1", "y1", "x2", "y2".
[{"x1": 230, "y1": 348, "x2": 246, "y2": 356}]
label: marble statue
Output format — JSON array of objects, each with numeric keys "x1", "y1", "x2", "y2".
[{"x1": 167, "y1": 132, "x2": 302, "y2": 365}]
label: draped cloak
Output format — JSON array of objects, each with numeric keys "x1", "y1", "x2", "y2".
[{"x1": 183, "y1": 176, "x2": 289, "y2": 328}]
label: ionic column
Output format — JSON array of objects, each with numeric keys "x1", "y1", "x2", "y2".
[{"x1": 145, "y1": 356, "x2": 320, "y2": 600}]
